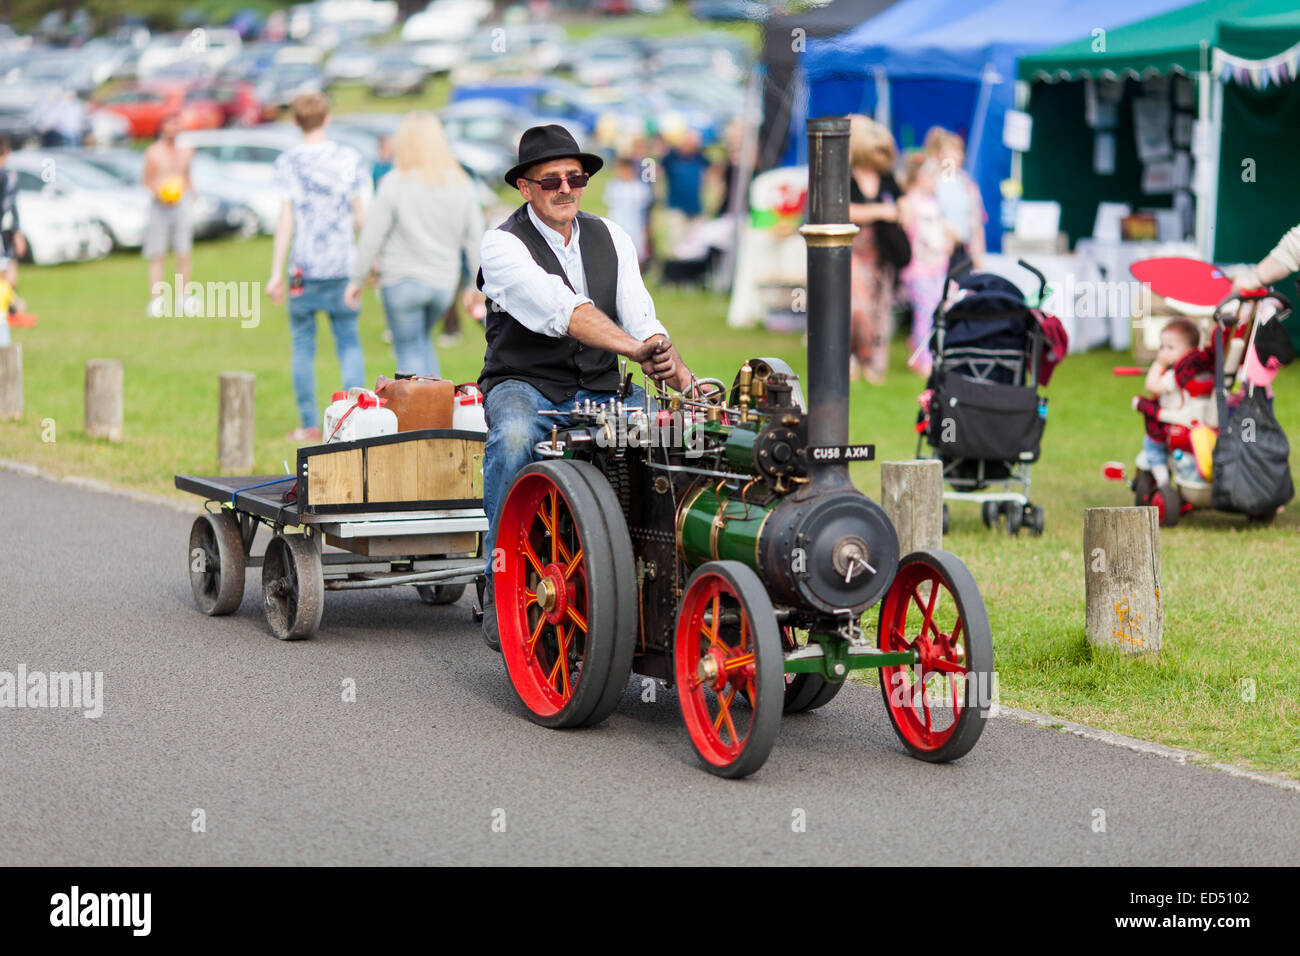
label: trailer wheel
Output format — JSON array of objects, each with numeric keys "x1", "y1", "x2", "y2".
[
  {"x1": 261, "y1": 533, "x2": 324, "y2": 640},
  {"x1": 780, "y1": 627, "x2": 843, "y2": 713},
  {"x1": 675, "y1": 561, "x2": 783, "y2": 778},
  {"x1": 495, "y1": 461, "x2": 632, "y2": 729},
  {"x1": 188, "y1": 511, "x2": 246, "y2": 615},
  {"x1": 878, "y1": 550, "x2": 993, "y2": 763},
  {"x1": 981, "y1": 501, "x2": 999, "y2": 529},
  {"x1": 416, "y1": 584, "x2": 466, "y2": 605}
]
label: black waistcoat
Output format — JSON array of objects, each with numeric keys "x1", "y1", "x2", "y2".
[{"x1": 477, "y1": 204, "x2": 621, "y2": 403}]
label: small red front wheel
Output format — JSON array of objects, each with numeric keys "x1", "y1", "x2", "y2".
[
  {"x1": 675, "y1": 561, "x2": 784, "y2": 778},
  {"x1": 878, "y1": 550, "x2": 993, "y2": 762}
]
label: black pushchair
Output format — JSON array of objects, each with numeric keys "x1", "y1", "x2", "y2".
[{"x1": 916, "y1": 259, "x2": 1060, "y2": 536}]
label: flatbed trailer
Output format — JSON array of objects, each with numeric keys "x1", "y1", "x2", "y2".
[{"x1": 175, "y1": 468, "x2": 487, "y2": 640}]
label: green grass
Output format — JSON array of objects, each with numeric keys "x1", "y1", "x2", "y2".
[
  {"x1": 328, "y1": 79, "x2": 454, "y2": 116},
  {"x1": 4, "y1": 234, "x2": 1299, "y2": 778}
]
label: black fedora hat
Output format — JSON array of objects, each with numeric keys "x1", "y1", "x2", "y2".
[{"x1": 504, "y1": 124, "x2": 603, "y2": 190}]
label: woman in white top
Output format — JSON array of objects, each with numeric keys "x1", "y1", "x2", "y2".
[{"x1": 346, "y1": 112, "x2": 486, "y2": 378}]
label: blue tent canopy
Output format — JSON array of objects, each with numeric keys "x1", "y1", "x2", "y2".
[{"x1": 802, "y1": 0, "x2": 1191, "y2": 252}]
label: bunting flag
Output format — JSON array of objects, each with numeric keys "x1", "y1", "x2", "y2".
[{"x1": 1214, "y1": 39, "x2": 1300, "y2": 87}]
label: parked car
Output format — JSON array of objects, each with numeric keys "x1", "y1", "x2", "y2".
[
  {"x1": 95, "y1": 83, "x2": 224, "y2": 139},
  {"x1": 689, "y1": 0, "x2": 772, "y2": 21},
  {"x1": 401, "y1": 1, "x2": 480, "y2": 44},
  {"x1": 450, "y1": 24, "x2": 566, "y2": 85},
  {"x1": 438, "y1": 98, "x2": 528, "y2": 155},
  {"x1": 324, "y1": 43, "x2": 378, "y2": 83},
  {"x1": 0, "y1": 87, "x2": 41, "y2": 149},
  {"x1": 367, "y1": 48, "x2": 428, "y2": 98},
  {"x1": 78, "y1": 38, "x2": 136, "y2": 87},
  {"x1": 405, "y1": 39, "x2": 465, "y2": 75},
  {"x1": 12, "y1": 185, "x2": 112, "y2": 266},
  {"x1": 255, "y1": 61, "x2": 326, "y2": 114},
  {"x1": 138, "y1": 28, "x2": 243, "y2": 79},
  {"x1": 19, "y1": 50, "x2": 98, "y2": 98},
  {"x1": 177, "y1": 126, "x2": 373, "y2": 206},
  {"x1": 219, "y1": 42, "x2": 285, "y2": 82},
  {"x1": 6, "y1": 150, "x2": 151, "y2": 250},
  {"x1": 449, "y1": 80, "x2": 599, "y2": 137},
  {"x1": 183, "y1": 82, "x2": 262, "y2": 127},
  {"x1": 574, "y1": 38, "x2": 649, "y2": 87}
]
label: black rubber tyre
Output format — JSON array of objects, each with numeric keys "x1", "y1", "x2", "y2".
[
  {"x1": 779, "y1": 627, "x2": 845, "y2": 714},
  {"x1": 494, "y1": 460, "x2": 632, "y2": 729},
  {"x1": 261, "y1": 533, "x2": 324, "y2": 640},
  {"x1": 188, "y1": 510, "x2": 246, "y2": 615},
  {"x1": 877, "y1": 549, "x2": 994, "y2": 763},
  {"x1": 416, "y1": 583, "x2": 467, "y2": 605},
  {"x1": 981, "y1": 501, "x2": 999, "y2": 529},
  {"x1": 1002, "y1": 500, "x2": 1023, "y2": 536},
  {"x1": 1132, "y1": 470, "x2": 1155, "y2": 506},
  {"x1": 675, "y1": 561, "x2": 784, "y2": 778},
  {"x1": 564, "y1": 459, "x2": 638, "y2": 728},
  {"x1": 1024, "y1": 504, "x2": 1045, "y2": 537},
  {"x1": 941, "y1": 503, "x2": 950, "y2": 535},
  {"x1": 1151, "y1": 483, "x2": 1181, "y2": 527}
]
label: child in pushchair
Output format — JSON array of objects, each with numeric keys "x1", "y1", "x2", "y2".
[
  {"x1": 916, "y1": 259, "x2": 1067, "y2": 535},
  {"x1": 1130, "y1": 317, "x2": 1215, "y2": 516},
  {"x1": 1129, "y1": 288, "x2": 1294, "y2": 526}
]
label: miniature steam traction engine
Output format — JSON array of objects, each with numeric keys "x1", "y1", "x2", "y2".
[{"x1": 492, "y1": 118, "x2": 993, "y2": 777}]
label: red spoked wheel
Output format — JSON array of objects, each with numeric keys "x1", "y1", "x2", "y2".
[
  {"x1": 495, "y1": 461, "x2": 634, "y2": 729},
  {"x1": 675, "y1": 561, "x2": 783, "y2": 778},
  {"x1": 878, "y1": 550, "x2": 993, "y2": 762}
]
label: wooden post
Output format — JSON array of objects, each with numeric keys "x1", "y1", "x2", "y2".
[
  {"x1": 881, "y1": 459, "x2": 943, "y2": 555},
  {"x1": 218, "y1": 372, "x2": 255, "y2": 473},
  {"x1": 1084, "y1": 507, "x2": 1162, "y2": 655},
  {"x1": 0, "y1": 343, "x2": 20, "y2": 421},
  {"x1": 84, "y1": 358, "x2": 123, "y2": 442}
]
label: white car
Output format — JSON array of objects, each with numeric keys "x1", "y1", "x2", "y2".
[
  {"x1": 15, "y1": 191, "x2": 112, "y2": 265},
  {"x1": 324, "y1": 44, "x2": 378, "y2": 82},
  {"x1": 7, "y1": 151, "x2": 150, "y2": 250},
  {"x1": 138, "y1": 28, "x2": 242, "y2": 79},
  {"x1": 400, "y1": 1, "x2": 481, "y2": 43}
]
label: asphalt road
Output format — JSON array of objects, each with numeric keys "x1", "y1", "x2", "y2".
[{"x1": 1, "y1": 466, "x2": 1296, "y2": 866}]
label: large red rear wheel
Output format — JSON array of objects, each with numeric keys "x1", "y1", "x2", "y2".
[
  {"x1": 495, "y1": 461, "x2": 633, "y2": 728},
  {"x1": 675, "y1": 561, "x2": 783, "y2": 778},
  {"x1": 878, "y1": 550, "x2": 993, "y2": 762}
]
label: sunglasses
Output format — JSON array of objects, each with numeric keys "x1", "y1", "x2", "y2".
[{"x1": 521, "y1": 173, "x2": 590, "y2": 191}]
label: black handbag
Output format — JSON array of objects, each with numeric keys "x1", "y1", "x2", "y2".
[
  {"x1": 873, "y1": 219, "x2": 912, "y2": 271},
  {"x1": 1210, "y1": 326, "x2": 1294, "y2": 515},
  {"x1": 929, "y1": 371, "x2": 1045, "y2": 463}
]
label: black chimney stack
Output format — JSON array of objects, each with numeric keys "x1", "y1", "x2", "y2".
[{"x1": 801, "y1": 117, "x2": 857, "y2": 489}]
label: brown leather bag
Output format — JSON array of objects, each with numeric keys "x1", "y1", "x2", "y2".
[{"x1": 374, "y1": 375, "x2": 455, "y2": 431}]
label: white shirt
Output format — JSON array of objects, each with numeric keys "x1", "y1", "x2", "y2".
[{"x1": 479, "y1": 203, "x2": 667, "y2": 342}]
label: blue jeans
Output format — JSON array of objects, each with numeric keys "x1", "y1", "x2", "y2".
[
  {"x1": 482, "y1": 379, "x2": 648, "y2": 580},
  {"x1": 1142, "y1": 435, "x2": 1168, "y2": 469},
  {"x1": 288, "y1": 277, "x2": 365, "y2": 428},
  {"x1": 381, "y1": 280, "x2": 453, "y2": 378}
]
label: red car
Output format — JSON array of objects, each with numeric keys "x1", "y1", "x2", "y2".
[
  {"x1": 182, "y1": 82, "x2": 262, "y2": 128},
  {"x1": 95, "y1": 83, "x2": 224, "y2": 139}
]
